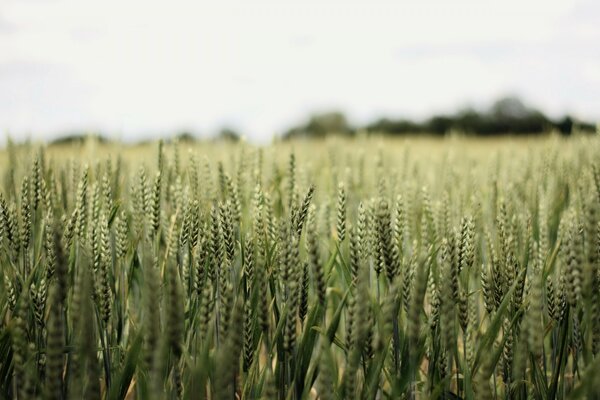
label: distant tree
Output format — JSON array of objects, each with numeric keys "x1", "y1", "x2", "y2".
[
  {"x1": 454, "y1": 108, "x2": 485, "y2": 134},
  {"x1": 218, "y1": 127, "x2": 241, "y2": 142},
  {"x1": 284, "y1": 111, "x2": 352, "y2": 139},
  {"x1": 426, "y1": 116, "x2": 454, "y2": 135},
  {"x1": 281, "y1": 96, "x2": 595, "y2": 138},
  {"x1": 175, "y1": 131, "x2": 197, "y2": 142},
  {"x1": 555, "y1": 117, "x2": 596, "y2": 135},
  {"x1": 490, "y1": 96, "x2": 531, "y2": 119},
  {"x1": 365, "y1": 118, "x2": 424, "y2": 134},
  {"x1": 49, "y1": 133, "x2": 109, "y2": 146},
  {"x1": 306, "y1": 112, "x2": 351, "y2": 136},
  {"x1": 485, "y1": 96, "x2": 550, "y2": 134},
  {"x1": 555, "y1": 116, "x2": 573, "y2": 135}
]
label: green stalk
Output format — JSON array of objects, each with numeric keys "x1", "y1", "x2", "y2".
[
  {"x1": 96, "y1": 307, "x2": 112, "y2": 391},
  {"x1": 549, "y1": 306, "x2": 570, "y2": 400}
]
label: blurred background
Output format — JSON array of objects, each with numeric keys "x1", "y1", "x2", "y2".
[{"x1": 0, "y1": 0, "x2": 599, "y2": 143}]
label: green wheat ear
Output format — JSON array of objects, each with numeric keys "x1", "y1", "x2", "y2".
[
  {"x1": 335, "y1": 182, "x2": 346, "y2": 243},
  {"x1": 315, "y1": 337, "x2": 336, "y2": 400},
  {"x1": 11, "y1": 288, "x2": 30, "y2": 400},
  {"x1": 44, "y1": 226, "x2": 68, "y2": 400},
  {"x1": 214, "y1": 297, "x2": 244, "y2": 399},
  {"x1": 306, "y1": 205, "x2": 326, "y2": 305}
]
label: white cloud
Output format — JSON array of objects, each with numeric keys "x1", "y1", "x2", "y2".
[{"x1": 0, "y1": 0, "x2": 598, "y2": 141}]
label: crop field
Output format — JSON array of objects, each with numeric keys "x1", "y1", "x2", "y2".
[{"x1": 1, "y1": 134, "x2": 600, "y2": 399}]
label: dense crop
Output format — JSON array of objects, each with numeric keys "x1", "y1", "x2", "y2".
[{"x1": 1, "y1": 135, "x2": 600, "y2": 399}]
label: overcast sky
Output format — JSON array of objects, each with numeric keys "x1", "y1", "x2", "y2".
[{"x1": 1, "y1": 0, "x2": 599, "y2": 142}]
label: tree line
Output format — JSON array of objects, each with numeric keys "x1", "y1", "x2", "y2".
[
  {"x1": 283, "y1": 96, "x2": 597, "y2": 139},
  {"x1": 14, "y1": 96, "x2": 596, "y2": 146}
]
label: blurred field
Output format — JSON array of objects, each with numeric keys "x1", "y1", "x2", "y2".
[{"x1": 0, "y1": 132, "x2": 586, "y2": 172}]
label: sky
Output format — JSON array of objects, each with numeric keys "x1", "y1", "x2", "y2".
[{"x1": 0, "y1": 0, "x2": 599, "y2": 142}]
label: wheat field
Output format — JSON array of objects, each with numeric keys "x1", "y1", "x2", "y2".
[{"x1": 1, "y1": 134, "x2": 599, "y2": 399}]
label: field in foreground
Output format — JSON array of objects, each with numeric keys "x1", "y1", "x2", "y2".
[{"x1": 1, "y1": 135, "x2": 600, "y2": 399}]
